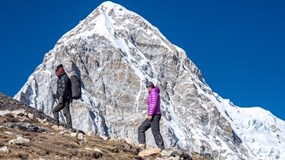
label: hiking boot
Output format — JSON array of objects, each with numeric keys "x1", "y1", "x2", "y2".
[
  {"x1": 138, "y1": 144, "x2": 146, "y2": 151},
  {"x1": 159, "y1": 146, "x2": 165, "y2": 152},
  {"x1": 68, "y1": 128, "x2": 77, "y2": 133}
]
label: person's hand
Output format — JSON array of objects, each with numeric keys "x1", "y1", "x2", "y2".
[
  {"x1": 58, "y1": 97, "x2": 63, "y2": 104},
  {"x1": 52, "y1": 94, "x2": 57, "y2": 99},
  {"x1": 148, "y1": 115, "x2": 152, "y2": 121}
]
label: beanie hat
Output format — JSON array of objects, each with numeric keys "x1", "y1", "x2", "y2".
[
  {"x1": 146, "y1": 82, "x2": 154, "y2": 88},
  {"x1": 55, "y1": 64, "x2": 63, "y2": 72},
  {"x1": 55, "y1": 64, "x2": 64, "y2": 77}
]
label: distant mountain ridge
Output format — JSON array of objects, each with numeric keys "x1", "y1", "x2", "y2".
[{"x1": 15, "y1": 1, "x2": 285, "y2": 159}]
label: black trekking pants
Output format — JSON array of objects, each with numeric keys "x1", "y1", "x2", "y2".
[
  {"x1": 138, "y1": 114, "x2": 165, "y2": 149},
  {"x1": 52, "y1": 100, "x2": 72, "y2": 127}
]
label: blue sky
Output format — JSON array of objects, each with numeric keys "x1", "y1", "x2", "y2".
[{"x1": 0, "y1": 0, "x2": 284, "y2": 120}]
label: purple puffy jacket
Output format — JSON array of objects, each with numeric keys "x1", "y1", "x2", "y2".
[{"x1": 147, "y1": 87, "x2": 161, "y2": 116}]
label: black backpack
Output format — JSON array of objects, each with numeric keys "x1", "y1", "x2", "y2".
[{"x1": 70, "y1": 75, "x2": 82, "y2": 100}]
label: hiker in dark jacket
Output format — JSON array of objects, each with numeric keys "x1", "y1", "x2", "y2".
[
  {"x1": 52, "y1": 64, "x2": 72, "y2": 127},
  {"x1": 138, "y1": 81, "x2": 165, "y2": 150}
]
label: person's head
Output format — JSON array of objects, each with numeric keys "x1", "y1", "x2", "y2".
[
  {"x1": 55, "y1": 64, "x2": 64, "y2": 77},
  {"x1": 146, "y1": 81, "x2": 154, "y2": 91}
]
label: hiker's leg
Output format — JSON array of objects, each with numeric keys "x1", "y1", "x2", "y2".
[
  {"x1": 53, "y1": 103, "x2": 64, "y2": 125},
  {"x1": 138, "y1": 118, "x2": 151, "y2": 144},
  {"x1": 63, "y1": 102, "x2": 72, "y2": 128},
  {"x1": 151, "y1": 115, "x2": 165, "y2": 150}
]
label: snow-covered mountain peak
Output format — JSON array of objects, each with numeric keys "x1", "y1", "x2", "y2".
[{"x1": 15, "y1": 1, "x2": 285, "y2": 159}]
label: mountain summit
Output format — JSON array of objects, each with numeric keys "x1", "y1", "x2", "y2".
[{"x1": 15, "y1": 1, "x2": 285, "y2": 159}]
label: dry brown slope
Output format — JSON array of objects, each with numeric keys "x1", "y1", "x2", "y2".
[{"x1": 0, "y1": 93, "x2": 141, "y2": 160}]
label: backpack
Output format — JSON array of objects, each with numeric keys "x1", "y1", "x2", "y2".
[{"x1": 70, "y1": 75, "x2": 82, "y2": 100}]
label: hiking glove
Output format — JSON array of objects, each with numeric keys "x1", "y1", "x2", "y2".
[{"x1": 58, "y1": 97, "x2": 63, "y2": 105}]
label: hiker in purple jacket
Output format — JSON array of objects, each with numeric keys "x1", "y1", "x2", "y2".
[{"x1": 138, "y1": 81, "x2": 165, "y2": 150}]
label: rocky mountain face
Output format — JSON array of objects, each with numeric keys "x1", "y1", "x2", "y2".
[{"x1": 14, "y1": 1, "x2": 285, "y2": 160}]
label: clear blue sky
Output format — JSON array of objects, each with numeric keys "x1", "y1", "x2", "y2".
[{"x1": 0, "y1": 0, "x2": 284, "y2": 120}]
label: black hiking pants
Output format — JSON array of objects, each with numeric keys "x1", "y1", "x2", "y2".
[
  {"x1": 138, "y1": 114, "x2": 165, "y2": 149},
  {"x1": 53, "y1": 99, "x2": 72, "y2": 128}
]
